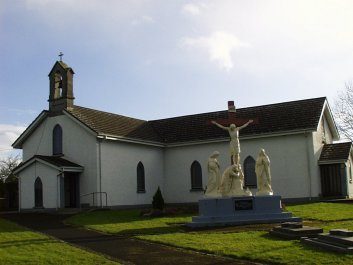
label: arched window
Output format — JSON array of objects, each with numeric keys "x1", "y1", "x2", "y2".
[
  {"x1": 34, "y1": 177, "x2": 43, "y2": 208},
  {"x1": 190, "y1": 161, "x2": 203, "y2": 190},
  {"x1": 244, "y1": 156, "x2": 257, "y2": 188},
  {"x1": 137, "y1": 162, "x2": 145, "y2": 193},
  {"x1": 53, "y1": 124, "x2": 63, "y2": 155}
]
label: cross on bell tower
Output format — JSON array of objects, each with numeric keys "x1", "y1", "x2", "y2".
[
  {"x1": 48, "y1": 57, "x2": 75, "y2": 113},
  {"x1": 58, "y1": 52, "x2": 64, "y2": 61}
]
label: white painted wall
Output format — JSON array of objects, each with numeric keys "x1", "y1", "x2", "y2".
[
  {"x1": 20, "y1": 114, "x2": 98, "y2": 206},
  {"x1": 164, "y1": 142, "x2": 225, "y2": 203},
  {"x1": 19, "y1": 162, "x2": 58, "y2": 209},
  {"x1": 163, "y1": 132, "x2": 320, "y2": 203},
  {"x1": 100, "y1": 140, "x2": 164, "y2": 207},
  {"x1": 241, "y1": 133, "x2": 318, "y2": 199}
]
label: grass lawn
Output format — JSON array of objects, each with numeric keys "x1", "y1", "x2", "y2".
[
  {"x1": 67, "y1": 203, "x2": 353, "y2": 265},
  {"x1": 0, "y1": 217, "x2": 119, "y2": 265}
]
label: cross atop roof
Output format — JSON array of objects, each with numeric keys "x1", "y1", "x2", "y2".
[{"x1": 58, "y1": 52, "x2": 64, "y2": 61}]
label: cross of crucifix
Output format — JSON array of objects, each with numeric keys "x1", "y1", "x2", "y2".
[
  {"x1": 208, "y1": 101, "x2": 259, "y2": 165},
  {"x1": 58, "y1": 52, "x2": 64, "y2": 61},
  {"x1": 208, "y1": 101, "x2": 259, "y2": 126}
]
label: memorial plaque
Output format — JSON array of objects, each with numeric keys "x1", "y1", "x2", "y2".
[{"x1": 234, "y1": 199, "x2": 253, "y2": 211}]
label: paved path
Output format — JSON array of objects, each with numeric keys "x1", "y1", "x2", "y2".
[{"x1": 1, "y1": 212, "x2": 259, "y2": 265}]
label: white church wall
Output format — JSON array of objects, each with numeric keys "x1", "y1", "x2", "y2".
[
  {"x1": 59, "y1": 117, "x2": 98, "y2": 205},
  {"x1": 21, "y1": 114, "x2": 98, "y2": 206},
  {"x1": 164, "y1": 142, "x2": 227, "y2": 203},
  {"x1": 19, "y1": 162, "x2": 58, "y2": 209},
  {"x1": 99, "y1": 140, "x2": 164, "y2": 207},
  {"x1": 22, "y1": 118, "x2": 51, "y2": 161},
  {"x1": 164, "y1": 133, "x2": 318, "y2": 203},
  {"x1": 241, "y1": 133, "x2": 316, "y2": 199}
]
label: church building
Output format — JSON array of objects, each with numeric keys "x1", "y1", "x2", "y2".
[{"x1": 12, "y1": 60, "x2": 353, "y2": 211}]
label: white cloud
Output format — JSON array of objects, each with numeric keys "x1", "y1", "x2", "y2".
[
  {"x1": 0, "y1": 124, "x2": 26, "y2": 157},
  {"x1": 182, "y1": 3, "x2": 201, "y2": 16},
  {"x1": 181, "y1": 31, "x2": 249, "y2": 71}
]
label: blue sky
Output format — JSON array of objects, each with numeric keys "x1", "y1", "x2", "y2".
[{"x1": 1, "y1": 0, "x2": 353, "y2": 158}]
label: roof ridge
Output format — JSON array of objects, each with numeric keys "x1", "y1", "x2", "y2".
[
  {"x1": 237, "y1": 96, "x2": 327, "y2": 111},
  {"x1": 149, "y1": 97, "x2": 327, "y2": 122}
]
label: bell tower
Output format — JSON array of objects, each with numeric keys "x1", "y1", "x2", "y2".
[{"x1": 48, "y1": 56, "x2": 75, "y2": 113}]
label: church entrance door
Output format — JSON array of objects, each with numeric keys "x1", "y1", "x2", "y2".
[
  {"x1": 320, "y1": 164, "x2": 345, "y2": 198},
  {"x1": 64, "y1": 173, "x2": 79, "y2": 208}
]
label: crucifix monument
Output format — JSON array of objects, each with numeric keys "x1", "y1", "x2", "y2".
[
  {"x1": 210, "y1": 101, "x2": 257, "y2": 165},
  {"x1": 205, "y1": 101, "x2": 257, "y2": 197},
  {"x1": 189, "y1": 101, "x2": 301, "y2": 227}
]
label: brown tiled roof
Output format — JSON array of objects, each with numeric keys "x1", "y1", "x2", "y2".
[
  {"x1": 319, "y1": 142, "x2": 352, "y2": 162},
  {"x1": 149, "y1": 97, "x2": 327, "y2": 143},
  {"x1": 13, "y1": 155, "x2": 83, "y2": 174},
  {"x1": 34, "y1": 155, "x2": 83, "y2": 168},
  {"x1": 66, "y1": 97, "x2": 327, "y2": 144},
  {"x1": 68, "y1": 106, "x2": 162, "y2": 142}
]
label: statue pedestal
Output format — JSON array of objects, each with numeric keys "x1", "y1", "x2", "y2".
[{"x1": 187, "y1": 195, "x2": 301, "y2": 228}]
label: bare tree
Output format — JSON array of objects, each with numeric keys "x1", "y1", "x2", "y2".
[
  {"x1": 333, "y1": 82, "x2": 353, "y2": 141},
  {"x1": 0, "y1": 155, "x2": 21, "y2": 183}
]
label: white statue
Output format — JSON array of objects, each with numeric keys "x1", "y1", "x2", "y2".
[
  {"x1": 211, "y1": 120, "x2": 253, "y2": 165},
  {"x1": 219, "y1": 164, "x2": 252, "y2": 197},
  {"x1": 205, "y1": 151, "x2": 221, "y2": 197},
  {"x1": 256, "y1": 149, "x2": 273, "y2": 196}
]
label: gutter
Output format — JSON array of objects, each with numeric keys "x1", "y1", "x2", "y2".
[
  {"x1": 97, "y1": 128, "x2": 317, "y2": 148},
  {"x1": 97, "y1": 138, "x2": 103, "y2": 207}
]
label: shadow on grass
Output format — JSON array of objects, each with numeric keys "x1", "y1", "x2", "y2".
[
  {"x1": 67, "y1": 209, "x2": 194, "y2": 226},
  {"x1": 111, "y1": 225, "x2": 185, "y2": 236},
  {"x1": 0, "y1": 218, "x2": 29, "y2": 233},
  {"x1": 0, "y1": 238, "x2": 56, "y2": 248}
]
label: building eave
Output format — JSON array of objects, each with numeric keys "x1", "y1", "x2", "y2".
[
  {"x1": 13, "y1": 156, "x2": 84, "y2": 175},
  {"x1": 318, "y1": 160, "x2": 347, "y2": 165},
  {"x1": 62, "y1": 166, "x2": 84, "y2": 172},
  {"x1": 96, "y1": 134, "x2": 165, "y2": 147},
  {"x1": 165, "y1": 129, "x2": 317, "y2": 147},
  {"x1": 96, "y1": 128, "x2": 317, "y2": 148}
]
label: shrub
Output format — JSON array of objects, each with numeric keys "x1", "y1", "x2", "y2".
[{"x1": 152, "y1": 186, "x2": 164, "y2": 210}]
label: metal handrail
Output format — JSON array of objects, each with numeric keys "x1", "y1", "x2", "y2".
[{"x1": 80, "y1": 192, "x2": 108, "y2": 209}]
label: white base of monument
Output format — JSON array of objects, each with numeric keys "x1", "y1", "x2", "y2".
[{"x1": 187, "y1": 195, "x2": 301, "y2": 228}]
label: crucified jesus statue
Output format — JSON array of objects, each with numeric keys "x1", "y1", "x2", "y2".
[{"x1": 211, "y1": 119, "x2": 253, "y2": 165}]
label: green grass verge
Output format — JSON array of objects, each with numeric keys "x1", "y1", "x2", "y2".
[
  {"x1": 68, "y1": 209, "x2": 191, "y2": 235},
  {"x1": 67, "y1": 203, "x2": 353, "y2": 265},
  {"x1": 286, "y1": 202, "x2": 353, "y2": 222},
  {"x1": 0, "y1": 218, "x2": 119, "y2": 265},
  {"x1": 138, "y1": 231, "x2": 352, "y2": 265}
]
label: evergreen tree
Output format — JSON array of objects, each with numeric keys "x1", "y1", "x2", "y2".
[{"x1": 152, "y1": 186, "x2": 164, "y2": 210}]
